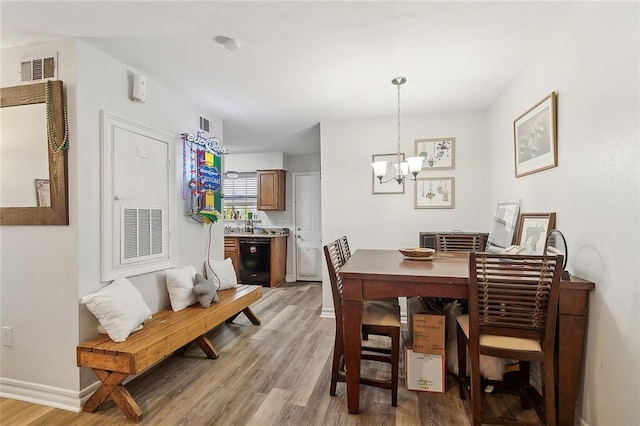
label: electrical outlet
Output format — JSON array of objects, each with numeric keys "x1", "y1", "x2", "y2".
[{"x1": 2, "y1": 327, "x2": 13, "y2": 347}]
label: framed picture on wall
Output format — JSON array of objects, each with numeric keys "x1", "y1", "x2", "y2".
[
  {"x1": 415, "y1": 138, "x2": 455, "y2": 170},
  {"x1": 515, "y1": 212, "x2": 556, "y2": 255},
  {"x1": 513, "y1": 92, "x2": 557, "y2": 177},
  {"x1": 372, "y1": 153, "x2": 405, "y2": 194},
  {"x1": 414, "y1": 177, "x2": 455, "y2": 209}
]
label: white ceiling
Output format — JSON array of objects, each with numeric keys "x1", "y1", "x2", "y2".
[{"x1": 1, "y1": 1, "x2": 580, "y2": 155}]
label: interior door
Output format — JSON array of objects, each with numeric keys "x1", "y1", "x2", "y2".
[{"x1": 294, "y1": 172, "x2": 322, "y2": 281}]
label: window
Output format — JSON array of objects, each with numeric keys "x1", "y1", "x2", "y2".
[{"x1": 223, "y1": 172, "x2": 257, "y2": 218}]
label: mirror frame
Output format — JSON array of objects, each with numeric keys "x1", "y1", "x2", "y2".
[{"x1": 0, "y1": 80, "x2": 69, "y2": 225}]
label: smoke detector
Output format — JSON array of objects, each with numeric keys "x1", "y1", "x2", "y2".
[{"x1": 214, "y1": 35, "x2": 240, "y2": 52}]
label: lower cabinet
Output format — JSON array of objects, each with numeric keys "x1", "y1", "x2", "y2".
[
  {"x1": 224, "y1": 236, "x2": 287, "y2": 287},
  {"x1": 224, "y1": 237, "x2": 240, "y2": 278}
]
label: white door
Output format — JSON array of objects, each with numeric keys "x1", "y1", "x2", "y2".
[{"x1": 293, "y1": 172, "x2": 322, "y2": 281}]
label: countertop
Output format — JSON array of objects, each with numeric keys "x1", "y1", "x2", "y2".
[{"x1": 224, "y1": 232, "x2": 289, "y2": 238}]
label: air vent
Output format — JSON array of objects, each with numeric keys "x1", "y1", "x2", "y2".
[
  {"x1": 199, "y1": 115, "x2": 211, "y2": 134},
  {"x1": 20, "y1": 53, "x2": 57, "y2": 83},
  {"x1": 121, "y1": 206, "x2": 164, "y2": 264}
]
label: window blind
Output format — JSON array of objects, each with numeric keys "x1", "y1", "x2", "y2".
[{"x1": 223, "y1": 172, "x2": 257, "y2": 208}]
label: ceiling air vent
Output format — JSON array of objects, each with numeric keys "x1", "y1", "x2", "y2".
[{"x1": 20, "y1": 53, "x2": 57, "y2": 83}]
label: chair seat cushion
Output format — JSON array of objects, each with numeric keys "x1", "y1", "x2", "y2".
[
  {"x1": 363, "y1": 300, "x2": 401, "y2": 328},
  {"x1": 457, "y1": 314, "x2": 541, "y2": 352}
]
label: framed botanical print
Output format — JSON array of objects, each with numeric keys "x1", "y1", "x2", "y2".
[
  {"x1": 372, "y1": 153, "x2": 405, "y2": 194},
  {"x1": 415, "y1": 138, "x2": 455, "y2": 170},
  {"x1": 514, "y1": 92, "x2": 557, "y2": 177},
  {"x1": 414, "y1": 177, "x2": 454, "y2": 209}
]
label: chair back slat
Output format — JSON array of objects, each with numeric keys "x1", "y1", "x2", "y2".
[
  {"x1": 436, "y1": 234, "x2": 483, "y2": 252},
  {"x1": 324, "y1": 240, "x2": 345, "y2": 329},
  {"x1": 338, "y1": 235, "x2": 351, "y2": 264},
  {"x1": 468, "y1": 252, "x2": 562, "y2": 348}
]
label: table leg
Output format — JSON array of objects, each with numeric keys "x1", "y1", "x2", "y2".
[
  {"x1": 557, "y1": 314, "x2": 587, "y2": 426},
  {"x1": 343, "y1": 299, "x2": 363, "y2": 414}
]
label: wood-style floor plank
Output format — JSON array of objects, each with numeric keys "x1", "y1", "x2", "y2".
[{"x1": 0, "y1": 282, "x2": 540, "y2": 425}]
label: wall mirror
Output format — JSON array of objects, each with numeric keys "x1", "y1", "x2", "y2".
[{"x1": 0, "y1": 80, "x2": 69, "y2": 225}]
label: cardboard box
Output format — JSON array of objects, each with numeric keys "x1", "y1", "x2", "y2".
[
  {"x1": 404, "y1": 347, "x2": 445, "y2": 392},
  {"x1": 412, "y1": 313, "x2": 445, "y2": 355}
]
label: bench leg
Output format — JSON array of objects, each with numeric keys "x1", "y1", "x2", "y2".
[
  {"x1": 242, "y1": 307, "x2": 261, "y2": 325},
  {"x1": 83, "y1": 369, "x2": 143, "y2": 423},
  {"x1": 195, "y1": 335, "x2": 219, "y2": 359},
  {"x1": 225, "y1": 307, "x2": 261, "y2": 325}
]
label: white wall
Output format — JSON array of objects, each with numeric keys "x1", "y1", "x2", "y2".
[
  {"x1": 0, "y1": 39, "x2": 81, "y2": 403},
  {"x1": 320, "y1": 111, "x2": 489, "y2": 312},
  {"x1": 0, "y1": 38, "x2": 226, "y2": 409},
  {"x1": 485, "y1": 3, "x2": 639, "y2": 424}
]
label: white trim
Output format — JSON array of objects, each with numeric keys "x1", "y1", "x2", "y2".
[
  {"x1": 0, "y1": 377, "x2": 100, "y2": 412},
  {"x1": 320, "y1": 307, "x2": 335, "y2": 319}
]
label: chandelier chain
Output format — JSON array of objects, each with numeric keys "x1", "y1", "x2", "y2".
[{"x1": 397, "y1": 82, "x2": 401, "y2": 151}]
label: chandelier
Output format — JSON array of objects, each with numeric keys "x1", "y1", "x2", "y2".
[{"x1": 371, "y1": 77, "x2": 424, "y2": 185}]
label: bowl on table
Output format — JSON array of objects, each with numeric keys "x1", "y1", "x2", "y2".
[{"x1": 399, "y1": 247, "x2": 435, "y2": 260}]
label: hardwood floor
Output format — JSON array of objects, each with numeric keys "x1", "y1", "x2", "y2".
[{"x1": 0, "y1": 282, "x2": 540, "y2": 425}]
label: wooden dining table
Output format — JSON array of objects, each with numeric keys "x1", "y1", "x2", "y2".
[{"x1": 339, "y1": 249, "x2": 594, "y2": 426}]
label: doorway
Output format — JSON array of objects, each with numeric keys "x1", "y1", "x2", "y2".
[{"x1": 292, "y1": 172, "x2": 322, "y2": 282}]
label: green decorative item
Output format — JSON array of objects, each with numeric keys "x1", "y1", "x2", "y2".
[{"x1": 45, "y1": 80, "x2": 69, "y2": 152}]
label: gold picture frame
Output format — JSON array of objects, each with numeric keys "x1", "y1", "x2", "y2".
[
  {"x1": 414, "y1": 177, "x2": 455, "y2": 209},
  {"x1": 414, "y1": 138, "x2": 455, "y2": 170},
  {"x1": 513, "y1": 92, "x2": 557, "y2": 177}
]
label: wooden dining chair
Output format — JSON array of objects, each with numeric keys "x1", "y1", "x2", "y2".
[
  {"x1": 456, "y1": 252, "x2": 562, "y2": 426},
  {"x1": 324, "y1": 239, "x2": 401, "y2": 406},
  {"x1": 436, "y1": 233, "x2": 484, "y2": 252}
]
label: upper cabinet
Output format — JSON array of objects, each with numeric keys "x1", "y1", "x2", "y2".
[{"x1": 257, "y1": 169, "x2": 286, "y2": 211}]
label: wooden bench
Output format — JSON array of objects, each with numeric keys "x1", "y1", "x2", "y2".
[{"x1": 77, "y1": 284, "x2": 262, "y2": 422}]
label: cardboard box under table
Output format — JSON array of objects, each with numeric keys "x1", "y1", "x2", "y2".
[
  {"x1": 404, "y1": 334, "x2": 445, "y2": 393},
  {"x1": 411, "y1": 310, "x2": 445, "y2": 355}
]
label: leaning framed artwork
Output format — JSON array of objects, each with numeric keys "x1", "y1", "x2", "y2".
[
  {"x1": 372, "y1": 153, "x2": 405, "y2": 194},
  {"x1": 513, "y1": 92, "x2": 557, "y2": 177},
  {"x1": 414, "y1": 177, "x2": 454, "y2": 209},
  {"x1": 486, "y1": 199, "x2": 521, "y2": 253},
  {"x1": 515, "y1": 212, "x2": 556, "y2": 255},
  {"x1": 415, "y1": 138, "x2": 455, "y2": 170},
  {"x1": 35, "y1": 179, "x2": 51, "y2": 207}
]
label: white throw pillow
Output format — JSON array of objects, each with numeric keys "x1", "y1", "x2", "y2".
[
  {"x1": 165, "y1": 265, "x2": 198, "y2": 311},
  {"x1": 205, "y1": 258, "x2": 239, "y2": 290},
  {"x1": 81, "y1": 277, "x2": 152, "y2": 342}
]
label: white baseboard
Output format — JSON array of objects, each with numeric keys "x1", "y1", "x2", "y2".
[
  {"x1": 285, "y1": 275, "x2": 295, "y2": 282},
  {"x1": 0, "y1": 377, "x2": 100, "y2": 412},
  {"x1": 320, "y1": 307, "x2": 335, "y2": 319}
]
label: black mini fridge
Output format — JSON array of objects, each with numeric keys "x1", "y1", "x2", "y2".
[{"x1": 239, "y1": 239, "x2": 271, "y2": 286}]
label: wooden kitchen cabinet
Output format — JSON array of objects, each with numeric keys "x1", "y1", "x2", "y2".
[
  {"x1": 257, "y1": 169, "x2": 286, "y2": 211},
  {"x1": 223, "y1": 237, "x2": 239, "y2": 278}
]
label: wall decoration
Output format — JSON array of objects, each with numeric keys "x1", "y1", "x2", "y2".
[
  {"x1": 372, "y1": 153, "x2": 405, "y2": 194},
  {"x1": 35, "y1": 179, "x2": 50, "y2": 207},
  {"x1": 181, "y1": 132, "x2": 227, "y2": 223},
  {"x1": 513, "y1": 92, "x2": 557, "y2": 177},
  {"x1": 486, "y1": 199, "x2": 521, "y2": 253},
  {"x1": 414, "y1": 177, "x2": 455, "y2": 209},
  {"x1": 515, "y1": 212, "x2": 556, "y2": 255},
  {"x1": 415, "y1": 138, "x2": 455, "y2": 170}
]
